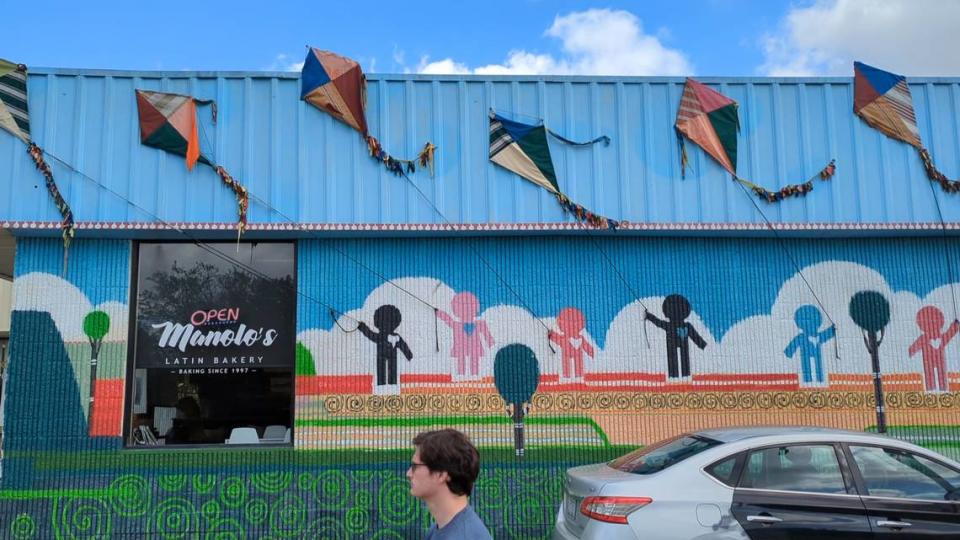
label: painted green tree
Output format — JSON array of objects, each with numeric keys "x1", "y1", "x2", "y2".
[
  {"x1": 296, "y1": 342, "x2": 316, "y2": 376},
  {"x1": 494, "y1": 344, "x2": 540, "y2": 458},
  {"x1": 849, "y1": 290, "x2": 890, "y2": 433},
  {"x1": 83, "y1": 310, "x2": 110, "y2": 412}
]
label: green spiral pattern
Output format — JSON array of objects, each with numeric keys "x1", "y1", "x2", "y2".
[
  {"x1": 193, "y1": 474, "x2": 217, "y2": 494},
  {"x1": 296, "y1": 472, "x2": 314, "y2": 491},
  {"x1": 314, "y1": 470, "x2": 351, "y2": 510},
  {"x1": 510, "y1": 491, "x2": 546, "y2": 531},
  {"x1": 204, "y1": 518, "x2": 246, "y2": 540},
  {"x1": 355, "y1": 488, "x2": 373, "y2": 509},
  {"x1": 269, "y1": 494, "x2": 307, "y2": 538},
  {"x1": 251, "y1": 472, "x2": 292, "y2": 494},
  {"x1": 10, "y1": 514, "x2": 36, "y2": 540},
  {"x1": 219, "y1": 476, "x2": 247, "y2": 508},
  {"x1": 244, "y1": 499, "x2": 268, "y2": 525},
  {"x1": 201, "y1": 500, "x2": 222, "y2": 522},
  {"x1": 344, "y1": 507, "x2": 369, "y2": 535},
  {"x1": 304, "y1": 517, "x2": 347, "y2": 539},
  {"x1": 371, "y1": 531, "x2": 405, "y2": 540},
  {"x1": 352, "y1": 470, "x2": 374, "y2": 484},
  {"x1": 53, "y1": 498, "x2": 112, "y2": 540},
  {"x1": 109, "y1": 474, "x2": 151, "y2": 517},
  {"x1": 378, "y1": 477, "x2": 418, "y2": 526},
  {"x1": 148, "y1": 497, "x2": 199, "y2": 540},
  {"x1": 159, "y1": 474, "x2": 187, "y2": 492},
  {"x1": 474, "y1": 475, "x2": 505, "y2": 510}
]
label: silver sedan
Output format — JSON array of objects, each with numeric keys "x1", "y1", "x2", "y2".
[{"x1": 553, "y1": 426, "x2": 960, "y2": 539}]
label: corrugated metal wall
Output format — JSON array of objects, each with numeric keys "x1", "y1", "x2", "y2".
[{"x1": 3, "y1": 69, "x2": 960, "y2": 227}]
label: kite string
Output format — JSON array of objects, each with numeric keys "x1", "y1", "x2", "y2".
[
  {"x1": 39, "y1": 148, "x2": 361, "y2": 327},
  {"x1": 733, "y1": 180, "x2": 841, "y2": 359}
]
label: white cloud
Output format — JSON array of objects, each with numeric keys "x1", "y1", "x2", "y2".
[
  {"x1": 416, "y1": 9, "x2": 693, "y2": 76},
  {"x1": 760, "y1": 0, "x2": 960, "y2": 76},
  {"x1": 265, "y1": 53, "x2": 304, "y2": 72},
  {"x1": 13, "y1": 272, "x2": 129, "y2": 343}
]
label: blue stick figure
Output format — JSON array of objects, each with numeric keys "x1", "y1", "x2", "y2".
[{"x1": 784, "y1": 305, "x2": 836, "y2": 385}]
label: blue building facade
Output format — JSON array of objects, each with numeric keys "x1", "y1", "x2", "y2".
[{"x1": 2, "y1": 67, "x2": 960, "y2": 538}]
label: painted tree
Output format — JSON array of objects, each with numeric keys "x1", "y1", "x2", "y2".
[
  {"x1": 296, "y1": 342, "x2": 316, "y2": 376},
  {"x1": 494, "y1": 344, "x2": 540, "y2": 458},
  {"x1": 83, "y1": 310, "x2": 110, "y2": 412},
  {"x1": 849, "y1": 291, "x2": 890, "y2": 433}
]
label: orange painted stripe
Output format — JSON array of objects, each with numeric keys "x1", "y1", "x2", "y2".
[
  {"x1": 584, "y1": 372, "x2": 665, "y2": 382},
  {"x1": 89, "y1": 379, "x2": 124, "y2": 437},
  {"x1": 694, "y1": 373, "x2": 797, "y2": 382},
  {"x1": 296, "y1": 375, "x2": 372, "y2": 395}
]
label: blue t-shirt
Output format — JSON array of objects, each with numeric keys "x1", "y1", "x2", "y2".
[{"x1": 426, "y1": 505, "x2": 492, "y2": 540}]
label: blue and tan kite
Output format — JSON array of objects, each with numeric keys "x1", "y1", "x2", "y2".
[
  {"x1": 300, "y1": 48, "x2": 436, "y2": 176},
  {"x1": 854, "y1": 61, "x2": 959, "y2": 193}
]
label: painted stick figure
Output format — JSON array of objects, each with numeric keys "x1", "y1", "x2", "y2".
[
  {"x1": 784, "y1": 305, "x2": 836, "y2": 385},
  {"x1": 909, "y1": 305, "x2": 959, "y2": 393},
  {"x1": 645, "y1": 294, "x2": 706, "y2": 380},
  {"x1": 357, "y1": 305, "x2": 413, "y2": 391},
  {"x1": 548, "y1": 307, "x2": 595, "y2": 382},
  {"x1": 436, "y1": 291, "x2": 495, "y2": 381}
]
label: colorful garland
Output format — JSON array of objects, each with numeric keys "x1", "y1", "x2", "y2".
[
  {"x1": 213, "y1": 166, "x2": 249, "y2": 235},
  {"x1": 27, "y1": 142, "x2": 75, "y2": 246},
  {"x1": 366, "y1": 137, "x2": 437, "y2": 177},
  {"x1": 555, "y1": 192, "x2": 621, "y2": 230},
  {"x1": 735, "y1": 160, "x2": 837, "y2": 203},
  {"x1": 919, "y1": 148, "x2": 960, "y2": 194}
]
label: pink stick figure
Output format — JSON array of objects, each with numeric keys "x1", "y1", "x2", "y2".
[
  {"x1": 549, "y1": 307, "x2": 595, "y2": 381},
  {"x1": 908, "y1": 305, "x2": 959, "y2": 393},
  {"x1": 436, "y1": 291, "x2": 495, "y2": 380}
]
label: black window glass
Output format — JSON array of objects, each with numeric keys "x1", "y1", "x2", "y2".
[
  {"x1": 850, "y1": 446, "x2": 960, "y2": 501},
  {"x1": 128, "y1": 242, "x2": 295, "y2": 447},
  {"x1": 610, "y1": 434, "x2": 723, "y2": 475},
  {"x1": 706, "y1": 455, "x2": 739, "y2": 486},
  {"x1": 741, "y1": 445, "x2": 846, "y2": 494}
]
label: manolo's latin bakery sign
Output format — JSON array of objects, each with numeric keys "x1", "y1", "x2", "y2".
[{"x1": 133, "y1": 243, "x2": 296, "y2": 371}]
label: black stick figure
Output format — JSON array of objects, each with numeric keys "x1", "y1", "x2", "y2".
[
  {"x1": 357, "y1": 305, "x2": 413, "y2": 386},
  {"x1": 645, "y1": 294, "x2": 706, "y2": 379}
]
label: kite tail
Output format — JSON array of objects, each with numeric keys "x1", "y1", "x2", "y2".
[
  {"x1": 27, "y1": 143, "x2": 76, "y2": 252},
  {"x1": 546, "y1": 127, "x2": 610, "y2": 147},
  {"x1": 213, "y1": 165, "x2": 249, "y2": 237},
  {"x1": 676, "y1": 128, "x2": 689, "y2": 180},
  {"x1": 734, "y1": 159, "x2": 837, "y2": 203},
  {"x1": 553, "y1": 192, "x2": 622, "y2": 230},
  {"x1": 919, "y1": 148, "x2": 960, "y2": 193},
  {"x1": 366, "y1": 135, "x2": 437, "y2": 177}
]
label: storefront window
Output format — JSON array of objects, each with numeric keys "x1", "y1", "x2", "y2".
[{"x1": 127, "y1": 242, "x2": 295, "y2": 447}]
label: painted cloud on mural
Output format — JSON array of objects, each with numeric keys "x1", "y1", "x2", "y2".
[{"x1": 13, "y1": 272, "x2": 128, "y2": 343}]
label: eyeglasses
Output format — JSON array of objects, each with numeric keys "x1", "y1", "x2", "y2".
[{"x1": 409, "y1": 461, "x2": 430, "y2": 472}]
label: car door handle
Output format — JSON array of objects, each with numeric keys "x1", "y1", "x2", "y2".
[
  {"x1": 746, "y1": 515, "x2": 783, "y2": 524},
  {"x1": 876, "y1": 520, "x2": 912, "y2": 529}
]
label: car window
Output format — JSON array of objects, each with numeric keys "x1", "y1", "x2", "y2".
[
  {"x1": 850, "y1": 446, "x2": 960, "y2": 501},
  {"x1": 610, "y1": 434, "x2": 723, "y2": 475},
  {"x1": 705, "y1": 455, "x2": 739, "y2": 486},
  {"x1": 740, "y1": 445, "x2": 846, "y2": 494}
]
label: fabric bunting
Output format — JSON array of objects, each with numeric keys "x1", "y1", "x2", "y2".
[
  {"x1": 300, "y1": 47, "x2": 436, "y2": 177},
  {"x1": 489, "y1": 110, "x2": 620, "y2": 230},
  {"x1": 854, "y1": 61, "x2": 960, "y2": 193},
  {"x1": 675, "y1": 78, "x2": 836, "y2": 203},
  {"x1": 0, "y1": 59, "x2": 75, "y2": 248},
  {"x1": 136, "y1": 90, "x2": 248, "y2": 235}
]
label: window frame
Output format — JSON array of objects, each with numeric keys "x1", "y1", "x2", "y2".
[
  {"x1": 122, "y1": 240, "x2": 298, "y2": 450},
  {"x1": 703, "y1": 451, "x2": 746, "y2": 488},
  {"x1": 733, "y1": 442, "x2": 859, "y2": 496},
  {"x1": 841, "y1": 442, "x2": 960, "y2": 504}
]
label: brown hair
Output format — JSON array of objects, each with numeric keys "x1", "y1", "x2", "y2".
[{"x1": 412, "y1": 429, "x2": 481, "y2": 496}]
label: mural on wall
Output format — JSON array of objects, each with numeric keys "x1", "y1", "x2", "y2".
[
  {"x1": 644, "y1": 294, "x2": 707, "y2": 380},
  {"x1": 357, "y1": 304, "x2": 413, "y2": 393},
  {"x1": 784, "y1": 305, "x2": 836, "y2": 386}
]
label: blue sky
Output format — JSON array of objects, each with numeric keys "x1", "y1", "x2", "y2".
[{"x1": 7, "y1": 1, "x2": 960, "y2": 76}]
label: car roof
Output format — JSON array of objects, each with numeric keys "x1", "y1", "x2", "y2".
[{"x1": 694, "y1": 425, "x2": 878, "y2": 443}]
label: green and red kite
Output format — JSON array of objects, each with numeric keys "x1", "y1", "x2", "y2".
[{"x1": 675, "y1": 78, "x2": 836, "y2": 203}]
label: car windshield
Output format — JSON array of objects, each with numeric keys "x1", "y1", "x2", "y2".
[{"x1": 610, "y1": 434, "x2": 723, "y2": 475}]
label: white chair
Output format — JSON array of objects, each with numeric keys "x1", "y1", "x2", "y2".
[
  {"x1": 262, "y1": 425, "x2": 286, "y2": 441},
  {"x1": 225, "y1": 427, "x2": 260, "y2": 444},
  {"x1": 284, "y1": 428, "x2": 292, "y2": 443}
]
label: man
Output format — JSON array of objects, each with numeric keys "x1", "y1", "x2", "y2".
[{"x1": 407, "y1": 429, "x2": 492, "y2": 539}]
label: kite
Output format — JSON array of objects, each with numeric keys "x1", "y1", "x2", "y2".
[
  {"x1": 300, "y1": 47, "x2": 436, "y2": 177},
  {"x1": 675, "y1": 78, "x2": 836, "y2": 203},
  {"x1": 489, "y1": 110, "x2": 619, "y2": 229},
  {"x1": 135, "y1": 90, "x2": 249, "y2": 234},
  {"x1": 854, "y1": 61, "x2": 960, "y2": 193},
  {"x1": 0, "y1": 59, "x2": 75, "y2": 248}
]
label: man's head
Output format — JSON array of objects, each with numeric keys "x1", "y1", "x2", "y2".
[{"x1": 407, "y1": 429, "x2": 480, "y2": 500}]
